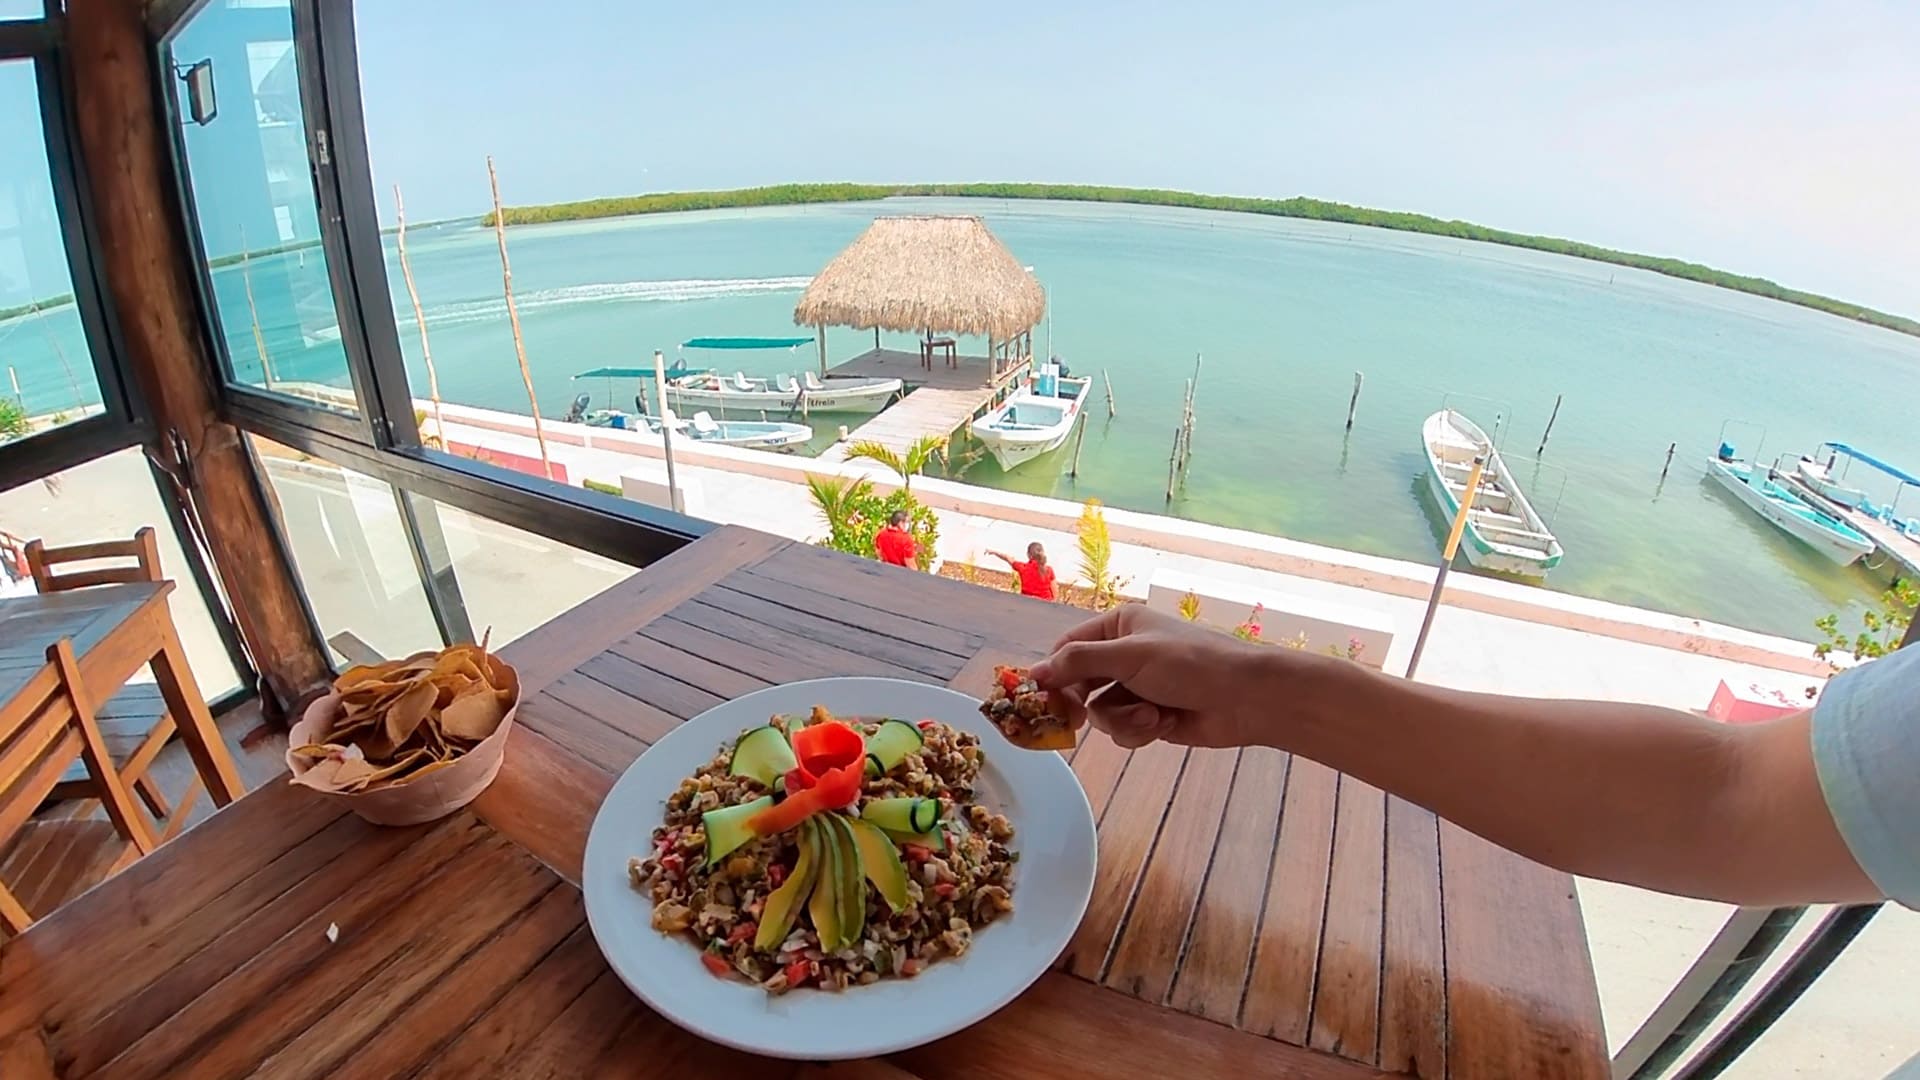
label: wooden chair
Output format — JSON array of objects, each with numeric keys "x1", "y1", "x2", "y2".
[
  {"x1": 1, "y1": 639, "x2": 157, "y2": 934},
  {"x1": 23, "y1": 528, "x2": 180, "y2": 821}
]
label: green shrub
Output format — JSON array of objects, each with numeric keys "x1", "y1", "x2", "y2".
[
  {"x1": 806, "y1": 474, "x2": 939, "y2": 570},
  {"x1": 0, "y1": 398, "x2": 27, "y2": 439}
]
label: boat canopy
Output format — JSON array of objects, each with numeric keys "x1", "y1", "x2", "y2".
[
  {"x1": 573, "y1": 367, "x2": 652, "y2": 379},
  {"x1": 681, "y1": 336, "x2": 811, "y2": 350},
  {"x1": 1820, "y1": 442, "x2": 1920, "y2": 488}
]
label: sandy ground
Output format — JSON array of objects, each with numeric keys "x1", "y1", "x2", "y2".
[{"x1": 5, "y1": 442, "x2": 1914, "y2": 1074}]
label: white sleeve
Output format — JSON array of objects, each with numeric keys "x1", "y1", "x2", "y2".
[{"x1": 1810, "y1": 644, "x2": 1920, "y2": 909}]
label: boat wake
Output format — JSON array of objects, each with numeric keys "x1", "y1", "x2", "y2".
[{"x1": 423, "y1": 276, "x2": 811, "y2": 326}]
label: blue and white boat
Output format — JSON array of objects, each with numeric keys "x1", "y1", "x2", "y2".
[
  {"x1": 973, "y1": 361, "x2": 1091, "y2": 471},
  {"x1": 1706, "y1": 450, "x2": 1873, "y2": 565}
]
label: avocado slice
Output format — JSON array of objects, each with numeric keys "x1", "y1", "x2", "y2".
[
  {"x1": 701, "y1": 795, "x2": 773, "y2": 862},
  {"x1": 843, "y1": 815, "x2": 911, "y2": 912},
  {"x1": 754, "y1": 817, "x2": 820, "y2": 951},
  {"x1": 824, "y1": 815, "x2": 866, "y2": 947},
  {"x1": 729, "y1": 725, "x2": 799, "y2": 787},
  {"x1": 807, "y1": 818, "x2": 845, "y2": 951},
  {"x1": 879, "y1": 825, "x2": 947, "y2": 852}
]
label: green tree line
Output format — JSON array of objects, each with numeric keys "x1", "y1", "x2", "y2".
[{"x1": 486, "y1": 182, "x2": 1920, "y2": 338}]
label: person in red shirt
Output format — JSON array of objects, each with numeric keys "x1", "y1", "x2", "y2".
[
  {"x1": 873, "y1": 510, "x2": 918, "y2": 568},
  {"x1": 991, "y1": 543, "x2": 1056, "y2": 600}
]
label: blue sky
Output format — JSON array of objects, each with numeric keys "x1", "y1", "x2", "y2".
[{"x1": 353, "y1": 1, "x2": 1920, "y2": 314}]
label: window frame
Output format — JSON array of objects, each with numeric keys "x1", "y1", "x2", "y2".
[{"x1": 0, "y1": 28, "x2": 151, "y2": 493}]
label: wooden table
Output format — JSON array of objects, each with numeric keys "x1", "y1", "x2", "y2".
[
  {"x1": 0, "y1": 581, "x2": 243, "y2": 806},
  {"x1": 0, "y1": 527, "x2": 1607, "y2": 1079}
]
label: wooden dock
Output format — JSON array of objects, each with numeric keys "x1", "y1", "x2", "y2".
[
  {"x1": 820, "y1": 348, "x2": 1027, "y2": 463},
  {"x1": 1842, "y1": 507, "x2": 1920, "y2": 581}
]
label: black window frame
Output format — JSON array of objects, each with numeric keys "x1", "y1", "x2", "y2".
[
  {"x1": 151, "y1": 0, "x2": 708, "y2": 643},
  {"x1": 0, "y1": 19, "x2": 151, "y2": 492}
]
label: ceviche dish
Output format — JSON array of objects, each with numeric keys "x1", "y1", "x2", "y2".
[{"x1": 629, "y1": 707, "x2": 1016, "y2": 994}]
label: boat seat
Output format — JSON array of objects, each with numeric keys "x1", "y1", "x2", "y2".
[
  {"x1": 803, "y1": 372, "x2": 826, "y2": 391},
  {"x1": 776, "y1": 375, "x2": 799, "y2": 394},
  {"x1": 1472, "y1": 505, "x2": 1526, "y2": 525},
  {"x1": 692, "y1": 411, "x2": 720, "y2": 435},
  {"x1": 731, "y1": 372, "x2": 754, "y2": 391}
]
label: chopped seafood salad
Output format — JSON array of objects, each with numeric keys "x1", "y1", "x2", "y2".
[{"x1": 629, "y1": 708, "x2": 1016, "y2": 993}]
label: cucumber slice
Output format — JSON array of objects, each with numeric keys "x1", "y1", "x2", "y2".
[
  {"x1": 701, "y1": 795, "x2": 773, "y2": 862},
  {"x1": 860, "y1": 797, "x2": 937, "y2": 834},
  {"x1": 729, "y1": 725, "x2": 798, "y2": 786},
  {"x1": 864, "y1": 719, "x2": 925, "y2": 775},
  {"x1": 880, "y1": 826, "x2": 947, "y2": 852}
]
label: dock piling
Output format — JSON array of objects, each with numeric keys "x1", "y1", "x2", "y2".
[
  {"x1": 1346, "y1": 371, "x2": 1364, "y2": 430},
  {"x1": 1103, "y1": 369, "x2": 1116, "y2": 418},
  {"x1": 1661, "y1": 441, "x2": 1676, "y2": 481},
  {"x1": 1537, "y1": 393, "x2": 1563, "y2": 456},
  {"x1": 1069, "y1": 409, "x2": 1088, "y2": 478}
]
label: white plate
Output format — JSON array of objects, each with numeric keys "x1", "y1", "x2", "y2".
[{"x1": 582, "y1": 677, "x2": 1097, "y2": 1061}]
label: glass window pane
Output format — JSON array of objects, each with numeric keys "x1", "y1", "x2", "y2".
[
  {"x1": 0, "y1": 1, "x2": 46, "y2": 20},
  {"x1": 0, "y1": 446, "x2": 245, "y2": 700},
  {"x1": 171, "y1": 1, "x2": 357, "y2": 414},
  {"x1": 408, "y1": 491, "x2": 637, "y2": 649},
  {"x1": 0, "y1": 60, "x2": 108, "y2": 443},
  {"x1": 248, "y1": 435, "x2": 441, "y2": 663}
]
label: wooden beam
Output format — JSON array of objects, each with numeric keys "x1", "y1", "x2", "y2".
[{"x1": 67, "y1": 0, "x2": 332, "y2": 715}]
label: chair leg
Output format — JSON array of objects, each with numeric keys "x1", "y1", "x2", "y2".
[
  {"x1": 134, "y1": 774, "x2": 172, "y2": 820},
  {"x1": 0, "y1": 883, "x2": 31, "y2": 934}
]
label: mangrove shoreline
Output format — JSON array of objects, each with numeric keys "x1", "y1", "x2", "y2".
[{"x1": 484, "y1": 182, "x2": 1920, "y2": 339}]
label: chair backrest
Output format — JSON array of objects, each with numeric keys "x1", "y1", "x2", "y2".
[
  {"x1": 731, "y1": 372, "x2": 754, "y2": 391},
  {"x1": 692, "y1": 411, "x2": 719, "y2": 434},
  {"x1": 803, "y1": 371, "x2": 825, "y2": 391},
  {"x1": 776, "y1": 374, "x2": 799, "y2": 394},
  {"x1": 25, "y1": 527, "x2": 161, "y2": 594},
  {"x1": 0, "y1": 639, "x2": 155, "y2": 933}
]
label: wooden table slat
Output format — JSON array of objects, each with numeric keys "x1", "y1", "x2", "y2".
[
  {"x1": 701, "y1": 580, "x2": 974, "y2": 675},
  {"x1": 607, "y1": 630, "x2": 773, "y2": 702},
  {"x1": 1440, "y1": 822, "x2": 1610, "y2": 1079},
  {"x1": 1101, "y1": 746, "x2": 1237, "y2": 1004},
  {"x1": 1380, "y1": 797, "x2": 1447, "y2": 1077},
  {"x1": 575, "y1": 648, "x2": 727, "y2": 724},
  {"x1": 1308, "y1": 777, "x2": 1388, "y2": 1062},
  {"x1": 732, "y1": 565, "x2": 987, "y2": 658},
  {"x1": 1059, "y1": 739, "x2": 1187, "y2": 981},
  {"x1": 1240, "y1": 755, "x2": 1340, "y2": 1043},
  {"x1": 412, "y1": 925, "x2": 607, "y2": 1080},
  {"x1": 1166, "y1": 746, "x2": 1289, "y2": 1024}
]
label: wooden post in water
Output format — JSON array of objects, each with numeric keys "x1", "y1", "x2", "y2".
[
  {"x1": 1661, "y1": 441, "x2": 1677, "y2": 481},
  {"x1": 487, "y1": 156, "x2": 555, "y2": 481},
  {"x1": 873, "y1": 327, "x2": 880, "y2": 352},
  {"x1": 1536, "y1": 393, "x2": 1563, "y2": 456},
  {"x1": 1346, "y1": 371, "x2": 1364, "y2": 430},
  {"x1": 1103, "y1": 369, "x2": 1116, "y2": 418},
  {"x1": 1166, "y1": 425, "x2": 1182, "y2": 503},
  {"x1": 1068, "y1": 409, "x2": 1089, "y2": 478},
  {"x1": 1406, "y1": 454, "x2": 1485, "y2": 679},
  {"x1": 394, "y1": 186, "x2": 444, "y2": 446}
]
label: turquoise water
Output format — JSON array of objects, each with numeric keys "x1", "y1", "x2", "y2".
[{"x1": 11, "y1": 197, "x2": 1918, "y2": 638}]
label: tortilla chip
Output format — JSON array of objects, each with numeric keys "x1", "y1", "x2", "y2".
[
  {"x1": 383, "y1": 680, "x2": 439, "y2": 748},
  {"x1": 439, "y1": 686, "x2": 507, "y2": 741},
  {"x1": 1006, "y1": 725, "x2": 1078, "y2": 751}
]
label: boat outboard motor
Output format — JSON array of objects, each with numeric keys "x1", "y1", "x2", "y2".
[
  {"x1": 1052, "y1": 356, "x2": 1071, "y2": 378},
  {"x1": 564, "y1": 392, "x2": 591, "y2": 424}
]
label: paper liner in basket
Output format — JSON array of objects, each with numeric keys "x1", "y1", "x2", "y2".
[{"x1": 286, "y1": 666, "x2": 521, "y2": 827}]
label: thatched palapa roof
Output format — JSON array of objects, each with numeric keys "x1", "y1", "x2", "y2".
[{"x1": 794, "y1": 216, "x2": 1045, "y2": 340}]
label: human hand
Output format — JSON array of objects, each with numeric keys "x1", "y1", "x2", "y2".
[{"x1": 1029, "y1": 606, "x2": 1285, "y2": 749}]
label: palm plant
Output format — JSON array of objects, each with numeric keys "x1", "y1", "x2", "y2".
[
  {"x1": 842, "y1": 434, "x2": 947, "y2": 490},
  {"x1": 0, "y1": 398, "x2": 28, "y2": 439},
  {"x1": 1076, "y1": 498, "x2": 1129, "y2": 609},
  {"x1": 805, "y1": 473, "x2": 876, "y2": 555}
]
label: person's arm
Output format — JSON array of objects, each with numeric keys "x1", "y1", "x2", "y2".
[
  {"x1": 987, "y1": 550, "x2": 1018, "y2": 569},
  {"x1": 1271, "y1": 657, "x2": 1875, "y2": 906},
  {"x1": 1033, "y1": 608, "x2": 1893, "y2": 908}
]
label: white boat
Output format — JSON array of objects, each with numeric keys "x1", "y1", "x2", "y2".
[
  {"x1": 1792, "y1": 455, "x2": 1868, "y2": 509},
  {"x1": 973, "y1": 364, "x2": 1091, "y2": 471},
  {"x1": 578, "y1": 407, "x2": 811, "y2": 452},
  {"x1": 1707, "y1": 456, "x2": 1874, "y2": 565},
  {"x1": 663, "y1": 370, "x2": 901, "y2": 416},
  {"x1": 1421, "y1": 409, "x2": 1564, "y2": 577}
]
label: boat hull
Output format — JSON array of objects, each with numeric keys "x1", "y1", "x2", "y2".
[
  {"x1": 1707, "y1": 460, "x2": 1874, "y2": 565},
  {"x1": 974, "y1": 377, "x2": 1090, "y2": 472},
  {"x1": 665, "y1": 378, "x2": 899, "y2": 416},
  {"x1": 1793, "y1": 459, "x2": 1867, "y2": 509},
  {"x1": 1421, "y1": 410, "x2": 1564, "y2": 578}
]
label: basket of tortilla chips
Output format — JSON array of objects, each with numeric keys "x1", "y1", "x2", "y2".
[{"x1": 286, "y1": 641, "x2": 520, "y2": 826}]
